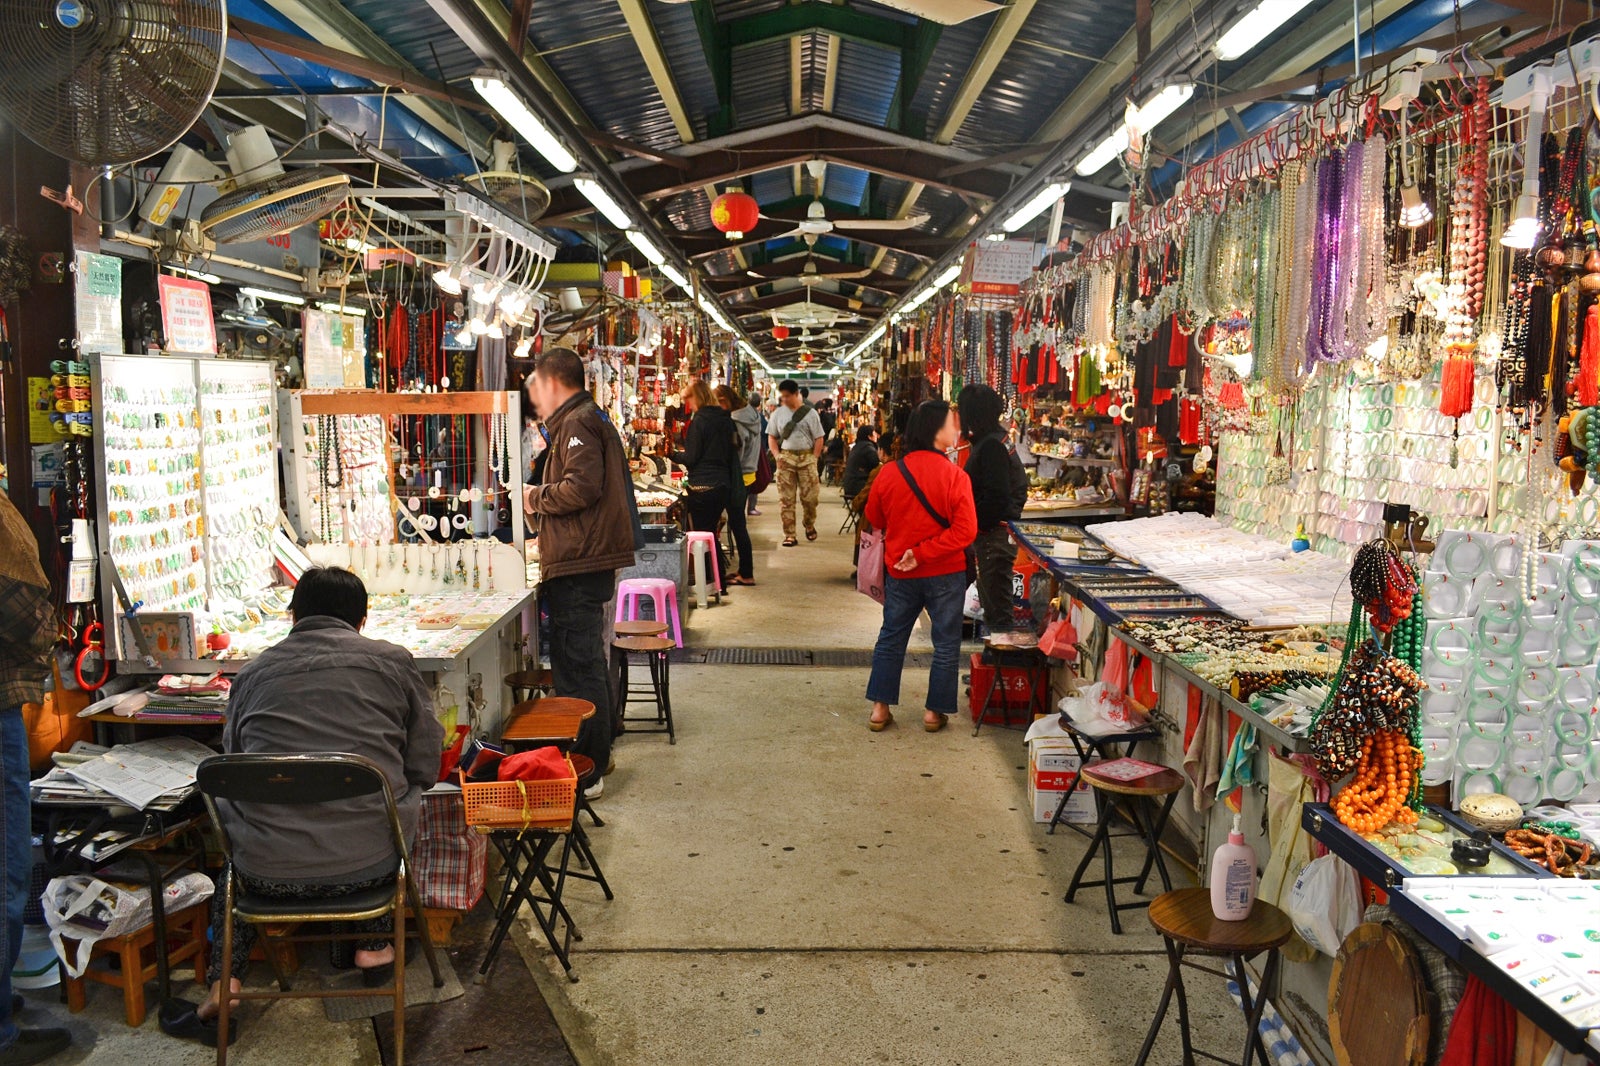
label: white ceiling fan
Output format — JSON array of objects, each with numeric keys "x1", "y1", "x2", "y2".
[
  {"x1": 772, "y1": 287, "x2": 867, "y2": 329},
  {"x1": 760, "y1": 199, "x2": 930, "y2": 244},
  {"x1": 655, "y1": 0, "x2": 1000, "y2": 24}
]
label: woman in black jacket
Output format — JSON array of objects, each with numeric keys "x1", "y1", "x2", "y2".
[
  {"x1": 957, "y1": 384, "x2": 1027, "y2": 634},
  {"x1": 841, "y1": 425, "x2": 880, "y2": 501},
  {"x1": 674, "y1": 380, "x2": 738, "y2": 595}
]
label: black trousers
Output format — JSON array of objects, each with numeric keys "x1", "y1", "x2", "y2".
[
  {"x1": 544, "y1": 570, "x2": 617, "y2": 769},
  {"x1": 685, "y1": 484, "x2": 731, "y2": 590},
  {"x1": 973, "y1": 526, "x2": 1016, "y2": 631},
  {"x1": 723, "y1": 493, "x2": 754, "y2": 579}
]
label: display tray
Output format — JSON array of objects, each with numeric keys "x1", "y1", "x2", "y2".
[{"x1": 1302, "y1": 802, "x2": 1549, "y2": 890}]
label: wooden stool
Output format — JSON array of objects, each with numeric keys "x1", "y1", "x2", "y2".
[
  {"x1": 614, "y1": 620, "x2": 669, "y2": 638},
  {"x1": 560, "y1": 755, "x2": 613, "y2": 901},
  {"x1": 504, "y1": 668, "x2": 555, "y2": 705},
  {"x1": 63, "y1": 901, "x2": 209, "y2": 1027},
  {"x1": 1048, "y1": 720, "x2": 1162, "y2": 837},
  {"x1": 1064, "y1": 763, "x2": 1184, "y2": 934},
  {"x1": 611, "y1": 636, "x2": 675, "y2": 743},
  {"x1": 502, "y1": 697, "x2": 595, "y2": 751},
  {"x1": 1134, "y1": 888, "x2": 1293, "y2": 1066}
]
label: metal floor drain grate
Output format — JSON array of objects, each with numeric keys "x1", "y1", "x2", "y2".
[{"x1": 670, "y1": 648, "x2": 931, "y2": 668}]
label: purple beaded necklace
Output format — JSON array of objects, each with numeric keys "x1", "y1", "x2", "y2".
[{"x1": 1304, "y1": 149, "x2": 1343, "y2": 368}]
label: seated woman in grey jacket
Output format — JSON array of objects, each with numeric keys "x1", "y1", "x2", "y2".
[{"x1": 181, "y1": 567, "x2": 443, "y2": 1042}]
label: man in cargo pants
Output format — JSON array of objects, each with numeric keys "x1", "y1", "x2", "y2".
[{"x1": 766, "y1": 379, "x2": 825, "y2": 547}]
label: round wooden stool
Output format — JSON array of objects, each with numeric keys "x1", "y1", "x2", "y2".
[
  {"x1": 611, "y1": 636, "x2": 675, "y2": 744},
  {"x1": 1134, "y1": 888, "x2": 1294, "y2": 1066},
  {"x1": 614, "y1": 620, "x2": 669, "y2": 638},
  {"x1": 502, "y1": 697, "x2": 596, "y2": 750},
  {"x1": 504, "y1": 668, "x2": 555, "y2": 705},
  {"x1": 1064, "y1": 763, "x2": 1184, "y2": 934},
  {"x1": 1329, "y1": 922, "x2": 1430, "y2": 1066}
]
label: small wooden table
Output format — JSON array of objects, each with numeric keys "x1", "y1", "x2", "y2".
[
  {"x1": 1047, "y1": 719, "x2": 1163, "y2": 837},
  {"x1": 1134, "y1": 888, "x2": 1294, "y2": 1066}
]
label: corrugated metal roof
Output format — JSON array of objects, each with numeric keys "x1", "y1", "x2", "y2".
[
  {"x1": 907, "y1": 14, "x2": 996, "y2": 136},
  {"x1": 750, "y1": 169, "x2": 795, "y2": 204},
  {"x1": 710, "y1": 0, "x2": 790, "y2": 20},
  {"x1": 822, "y1": 165, "x2": 870, "y2": 209},
  {"x1": 832, "y1": 38, "x2": 901, "y2": 127},
  {"x1": 333, "y1": 0, "x2": 482, "y2": 83},
  {"x1": 523, "y1": 1, "x2": 684, "y2": 151},
  {"x1": 797, "y1": 32, "x2": 829, "y2": 113},
  {"x1": 949, "y1": 1, "x2": 1136, "y2": 150},
  {"x1": 731, "y1": 39, "x2": 793, "y2": 128},
  {"x1": 649, "y1": 1, "x2": 725, "y2": 141}
]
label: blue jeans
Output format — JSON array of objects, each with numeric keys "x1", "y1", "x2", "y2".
[
  {"x1": 865, "y1": 571, "x2": 967, "y2": 715},
  {"x1": 0, "y1": 708, "x2": 29, "y2": 1050}
]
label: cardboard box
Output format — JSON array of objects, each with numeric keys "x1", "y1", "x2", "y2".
[{"x1": 1027, "y1": 738, "x2": 1096, "y2": 824}]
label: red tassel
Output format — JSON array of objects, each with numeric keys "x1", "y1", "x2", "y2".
[
  {"x1": 1178, "y1": 398, "x2": 1201, "y2": 444},
  {"x1": 1439, "y1": 347, "x2": 1475, "y2": 420},
  {"x1": 1580, "y1": 305, "x2": 1600, "y2": 407},
  {"x1": 1169, "y1": 319, "x2": 1189, "y2": 366}
]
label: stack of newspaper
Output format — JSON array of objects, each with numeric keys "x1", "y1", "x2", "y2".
[{"x1": 31, "y1": 736, "x2": 216, "y2": 812}]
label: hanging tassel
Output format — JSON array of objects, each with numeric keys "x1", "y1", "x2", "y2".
[
  {"x1": 1439, "y1": 345, "x2": 1475, "y2": 420},
  {"x1": 1578, "y1": 304, "x2": 1600, "y2": 407},
  {"x1": 1168, "y1": 317, "x2": 1189, "y2": 367}
]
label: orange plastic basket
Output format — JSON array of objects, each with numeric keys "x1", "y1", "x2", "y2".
[{"x1": 460, "y1": 758, "x2": 577, "y2": 831}]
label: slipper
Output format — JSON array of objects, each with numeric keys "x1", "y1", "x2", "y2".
[
  {"x1": 924, "y1": 714, "x2": 948, "y2": 733},
  {"x1": 782, "y1": 538, "x2": 798, "y2": 547},
  {"x1": 728, "y1": 577, "x2": 756, "y2": 586},
  {"x1": 805, "y1": 529, "x2": 818, "y2": 541},
  {"x1": 161, "y1": 1002, "x2": 237, "y2": 1048}
]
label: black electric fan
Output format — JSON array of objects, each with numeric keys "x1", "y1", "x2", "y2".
[{"x1": 0, "y1": 0, "x2": 226, "y2": 165}]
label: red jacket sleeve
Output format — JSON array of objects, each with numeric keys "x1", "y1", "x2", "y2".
[{"x1": 908, "y1": 463, "x2": 977, "y2": 565}]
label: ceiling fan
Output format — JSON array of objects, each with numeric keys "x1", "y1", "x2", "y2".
[
  {"x1": 772, "y1": 289, "x2": 866, "y2": 329},
  {"x1": 655, "y1": 0, "x2": 1000, "y2": 25},
  {"x1": 760, "y1": 199, "x2": 930, "y2": 245},
  {"x1": 748, "y1": 254, "x2": 874, "y2": 284}
]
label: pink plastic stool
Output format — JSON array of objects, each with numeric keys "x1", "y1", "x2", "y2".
[
  {"x1": 683, "y1": 531, "x2": 723, "y2": 609},
  {"x1": 615, "y1": 578, "x2": 683, "y2": 647}
]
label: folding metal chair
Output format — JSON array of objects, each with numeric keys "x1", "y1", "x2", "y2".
[{"x1": 196, "y1": 753, "x2": 445, "y2": 1066}]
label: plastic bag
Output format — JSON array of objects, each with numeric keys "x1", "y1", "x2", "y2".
[
  {"x1": 1070, "y1": 682, "x2": 1149, "y2": 734},
  {"x1": 44, "y1": 871, "x2": 213, "y2": 977},
  {"x1": 964, "y1": 583, "x2": 984, "y2": 619},
  {"x1": 857, "y1": 527, "x2": 886, "y2": 604},
  {"x1": 1287, "y1": 853, "x2": 1362, "y2": 957}
]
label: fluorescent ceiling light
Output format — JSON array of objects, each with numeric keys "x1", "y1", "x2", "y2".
[
  {"x1": 470, "y1": 71, "x2": 578, "y2": 174},
  {"x1": 1075, "y1": 83, "x2": 1193, "y2": 176},
  {"x1": 932, "y1": 263, "x2": 963, "y2": 289},
  {"x1": 659, "y1": 263, "x2": 690, "y2": 290},
  {"x1": 1075, "y1": 128, "x2": 1129, "y2": 176},
  {"x1": 1214, "y1": 0, "x2": 1318, "y2": 61},
  {"x1": 626, "y1": 229, "x2": 667, "y2": 266},
  {"x1": 1130, "y1": 82, "x2": 1194, "y2": 131},
  {"x1": 239, "y1": 286, "x2": 305, "y2": 306},
  {"x1": 316, "y1": 301, "x2": 366, "y2": 317},
  {"x1": 173, "y1": 267, "x2": 221, "y2": 285},
  {"x1": 1002, "y1": 181, "x2": 1071, "y2": 232},
  {"x1": 574, "y1": 176, "x2": 632, "y2": 229},
  {"x1": 903, "y1": 287, "x2": 937, "y2": 313}
]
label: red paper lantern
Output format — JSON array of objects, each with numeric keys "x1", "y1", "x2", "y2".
[
  {"x1": 711, "y1": 189, "x2": 760, "y2": 240},
  {"x1": 771, "y1": 325, "x2": 790, "y2": 341}
]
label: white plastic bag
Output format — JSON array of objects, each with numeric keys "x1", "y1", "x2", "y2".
[
  {"x1": 964, "y1": 583, "x2": 984, "y2": 619},
  {"x1": 1286, "y1": 854, "x2": 1362, "y2": 957},
  {"x1": 1070, "y1": 682, "x2": 1150, "y2": 733},
  {"x1": 44, "y1": 871, "x2": 214, "y2": 977}
]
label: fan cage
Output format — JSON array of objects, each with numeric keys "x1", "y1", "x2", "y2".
[{"x1": 201, "y1": 167, "x2": 351, "y2": 245}]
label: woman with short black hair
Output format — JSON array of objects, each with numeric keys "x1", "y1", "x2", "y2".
[{"x1": 862, "y1": 401, "x2": 978, "y2": 732}]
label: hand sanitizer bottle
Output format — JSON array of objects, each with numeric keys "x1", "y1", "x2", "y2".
[{"x1": 1210, "y1": 814, "x2": 1257, "y2": 921}]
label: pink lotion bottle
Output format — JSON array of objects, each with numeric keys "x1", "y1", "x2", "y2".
[{"x1": 1210, "y1": 814, "x2": 1257, "y2": 921}]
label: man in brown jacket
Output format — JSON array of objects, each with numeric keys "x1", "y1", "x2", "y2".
[{"x1": 523, "y1": 348, "x2": 636, "y2": 794}]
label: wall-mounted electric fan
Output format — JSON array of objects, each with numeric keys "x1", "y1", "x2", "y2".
[
  {"x1": 200, "y1": 125, "x2": 350, "y2": 244},
  {"x1": 0, "y1": 0, "x2": 226, "y2": 165}
]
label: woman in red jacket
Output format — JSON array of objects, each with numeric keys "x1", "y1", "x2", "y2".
[{"x1": 864, "y1": 400, "x2": 978, "y2": 732}]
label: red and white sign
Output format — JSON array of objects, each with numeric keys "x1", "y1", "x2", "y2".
[{"x1": 157, "y1": 274, "x2": 216, "y2": 354}]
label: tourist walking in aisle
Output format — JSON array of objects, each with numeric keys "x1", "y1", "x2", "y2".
[
  {"x1": 767, "y1": 379, "x2": 825, "y2": 547},
  {"x1": 957, "y1": 384, "x2": 1028, "y2": 635},
  {"x1": 675, "y1": 380, "x2": 737, "y2": 596},
  {"x1": 523, "y1": 348, "x2": 638, "y2": 797},
  {"x1": 717, "y1": 385, "x2": 759, "y2": 586},
  {"x1": 863, "y1": 401, "x2": 977, "y2": 733},
  {"x1": 0, "y1": 497, "x2": 71, "y2": 1066}
]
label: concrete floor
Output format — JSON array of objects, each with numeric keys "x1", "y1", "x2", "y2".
[
  {"x1": 52, "y1": 487, "x2": 1242, "y2": 1064},
  {"x1": 518, "y1": 496, "x2": 1242, "y2": 1064}
]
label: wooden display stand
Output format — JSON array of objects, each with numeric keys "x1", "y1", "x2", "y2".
[{"x1": 62, "y1": 901, "x2": 210, "y2": 1027}]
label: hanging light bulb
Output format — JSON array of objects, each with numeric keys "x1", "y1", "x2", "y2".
[
  {"x1": 1501, "y1": 66, "x2": 1550, "y2": 250},
  {"x1": 471, "y1": 281, "x2": 499, "y2": 307},
  {"x1": 433, "y1": 264, "x2": 463, "y2": 295},
  {"x1": 486, "y1": 321, "x2": 505, "y2": 339},
  {"x1": 1399, "y1": 182, "x2": 1432, "y2": 229},
  {"x1": 455, "y1": 325, "x2": 476, "y2": 347},
  {"x1": 514, "y1": 336, "x2": 533, "y2": 359},
  {"x1": 499, "y1": 289, "x2": 529, "y2": 317},
  {"x1": 469, "y1": 317, "x2": 490, "y2": 335}
]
